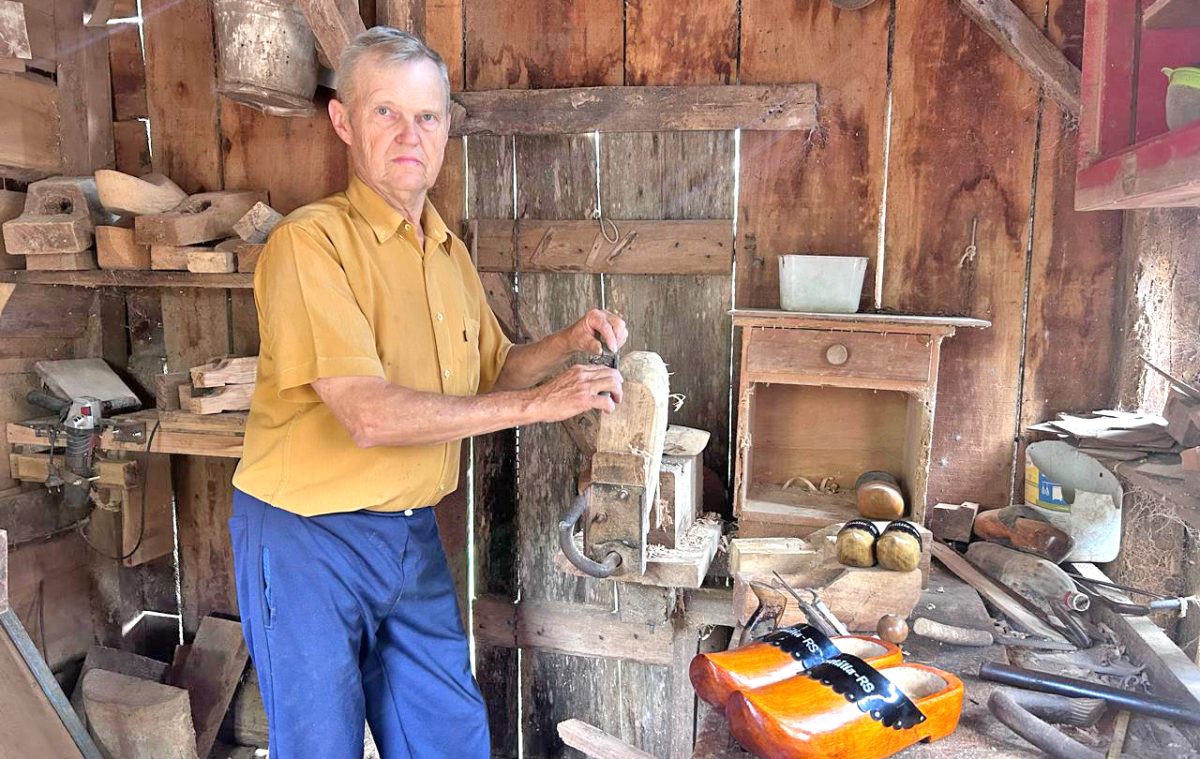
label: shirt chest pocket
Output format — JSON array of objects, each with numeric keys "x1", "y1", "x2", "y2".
[{"x1": 463, "y1": 316, "x2": 481, "y2": 393}]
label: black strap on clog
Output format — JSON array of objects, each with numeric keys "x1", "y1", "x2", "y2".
[
  {"x1": 758, "y1": 624, "x2": 840, "y2": 671},
  {"x1": 806, "y1": 653, "x2": 927, "y2": 730}
]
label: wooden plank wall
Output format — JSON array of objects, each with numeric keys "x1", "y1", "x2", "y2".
[{"x1": 106, "y1": 0, "x2": 1121, "y2": 756}]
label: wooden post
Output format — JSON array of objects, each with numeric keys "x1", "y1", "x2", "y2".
[{"x1": 296, "y1": 0, "x2": 366, "y2": 69}]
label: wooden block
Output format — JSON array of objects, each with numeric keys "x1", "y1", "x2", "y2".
[
  {"x1": 231, "y1": 201, "x2": 282, "y2": 244},
  {"x1": 35, "y1": 357, "x2": 140, "y2": 410},
  {"x1": 927, "y1": 501, "x2": 980, "y2": 544},
  {"x1": 1183, "y1": 447, "x2": 1200, "y2": 473},
  {"x1": 0, "y1": 188, "x2": 26, "y2": 269},
  {"x1": 151, "y1": 245, "x2": 207, "y2": 271},
  {"x1": 586, "y1": 351, "x2": 670, "y2": 575},
  {"x1": 167, "y1": 615, "x2": 248, "y2": 759},
  {"x1": 235, "y1": 242, "x2": 263, "y2": 272},
  {"x1": 159, "y1": 410, "x2": 246, "y2": 436},
  {"x1": 649, "y1": 424, "x2": 709, "y2": 548},
  {"x1": 9, "y1": 453, "x2": 137, "y2": 488},
  {"x1": 2, "y1": 176, "x2": 109, "y2": 255},
  {"x1": 186, "y1": 249, "x2": 235, "y2": 274},
  {"x1": 95, "y1": 169, "x2": 187, "y2": 216},
  {"x1": 190, "y1": 356, "x2": 257, "y2": 388},
  {"x1": 70, "y1": 645, "x2": 170, "y2": 727},
  {"x1": 178, "y1": 382, "x2": 254, "y2": 414},
  {"x1": 83, "y1": 669, "x2": 198, "y2": 759},
  {"x1": 135, "y1": 190, "x2": 265, "y2": 246},
  {"x1": 733, "y1": 561, "x2": 923, "y2": 633},
  {"x1": 23, "y1": 250, "x2": 97, "y2": 270},
  {"x1": 1165, "y1": 390, "x2": 1200, "y2": 447},
  {"x1": 472, "y1": 218, "x2": 733, "y2": 274},
  {"x1": 154, "y1": 372, "x2": 188, "y2": 410},
  {"x1": 0, "y1": 2, "x2": 32, "y2": 60},
  {"x1": 96, "y1": 225, "x2": 150, "y2": 269},
  {"x1": 728, "y1": 538, "x2": 822, "y2": 576}
]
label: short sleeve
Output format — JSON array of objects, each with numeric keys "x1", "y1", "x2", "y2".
[
  {"x1": 473, "y1": 275, "x2": 513, "y2": 395},
  {"x1": 255, "y1": 223, "x2": 384, "y2": 403}
]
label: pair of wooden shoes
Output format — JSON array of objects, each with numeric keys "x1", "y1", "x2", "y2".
[
  {"x1": 690, "y1": 624, "x2": 963, "y2": 759},
  {"x1": 836, "y1": 519, "x2": 924, "y2": 572}
]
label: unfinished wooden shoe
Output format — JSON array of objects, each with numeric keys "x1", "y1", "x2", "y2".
[
  {"x1": 1, "y1": 176, "x2": 111, "y2": 255},
  {"x1": 727, "y1": 656, "x2": 963, "y2": 759},
  {"x1": 690, "y1": 624, "x2": 902, "y2": 711}
]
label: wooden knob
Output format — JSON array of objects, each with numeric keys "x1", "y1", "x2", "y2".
[{"x1": 825, "y1": 343, "x2": 849, "y2": 365}]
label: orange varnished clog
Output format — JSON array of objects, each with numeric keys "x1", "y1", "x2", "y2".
[
  {"x1": 727, "y1": 656, "x2": 963, "y2": 759},
  {"x1": 690, "y1": 625, "x2": 903, "y2": 711}
]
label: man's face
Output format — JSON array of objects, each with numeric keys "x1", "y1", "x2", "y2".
[{"x1": 331, "y1": 57, "x2": 449, "y2": 200}]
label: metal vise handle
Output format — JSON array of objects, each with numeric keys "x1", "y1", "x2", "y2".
[{"x1": 559, "y1": 489, "x2": 622, "y2": 578}]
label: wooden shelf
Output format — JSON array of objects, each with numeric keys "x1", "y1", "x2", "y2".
[
  {"x1": 730, "y1": 309, "x2": 991, "y2": 334},
  {"x1": 1145, "y1": 0, "x2": 1200, "y2": 29},
  {"x1": 7, "y1": 411, "x2": 243, "y2": 458},
  {"x1": 0, "y1": 270, "x2": 253, "y2": 289},
  {"x1": 1076, "y1": 120, "x2": 1200, "y2": 210},
  {"x1": 739, "y1": 485, "x2": 859, "y2": 534}
]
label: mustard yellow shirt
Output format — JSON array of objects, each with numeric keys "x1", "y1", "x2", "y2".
[{"x1": 231, "y1": 176, "x2": 512, "y2": 516}]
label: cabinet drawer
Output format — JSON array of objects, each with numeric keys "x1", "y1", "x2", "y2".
[{"x1": 743, "y1": 327, "x2": 933, "y2": 388}]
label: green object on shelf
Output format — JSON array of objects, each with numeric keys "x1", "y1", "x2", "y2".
[
  {"x1": 1163, "y1": 67, "x2": 1200, "y2": 90},
  {"x1": 1163, "y1": 67, "x2": 1200, "y2": 130}
]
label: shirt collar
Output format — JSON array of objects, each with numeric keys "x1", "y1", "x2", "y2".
[{"x1": 346, "y1": 175, "x2": 450, "y2": 252}]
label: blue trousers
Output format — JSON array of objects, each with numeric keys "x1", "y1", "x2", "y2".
[{"x1": 229, "y1": 489, "x2": 490, "y2": 759}]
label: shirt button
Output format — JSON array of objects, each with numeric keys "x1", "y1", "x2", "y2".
[
  {"x1": 443, "y1": 369, "x2": 451, "y2": 379},
  {"x1": 404, "y1": 509, "x2": 414, "y2": 516},
  {"x1": 436, "y1": 312, "x2": 444, "y2": 322}
]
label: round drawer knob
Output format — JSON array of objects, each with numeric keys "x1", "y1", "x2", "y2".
[{"x1": 826, "y1": 343, "x2": 849, "y2": 366}]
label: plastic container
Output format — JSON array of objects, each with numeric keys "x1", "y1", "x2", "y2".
[
  {"x1": 966, "y1": 542, "x2": 1089, "y2": 614},
  {"x1": 778, "y1": 255, "x2": 868, "y2": 313},
  {"x1": 1024, "y1": 442, "x2": 1123, "y2": 563},
  {"x1": 1163, "y1": 67, "x2": 1200, "y2": 131}
]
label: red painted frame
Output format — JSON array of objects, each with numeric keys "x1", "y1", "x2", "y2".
[{"x1": 1076, "y1": 0, "x2": 1200, "y2": 210}]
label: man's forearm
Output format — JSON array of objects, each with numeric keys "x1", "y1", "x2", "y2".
[
  {"x1": 492, "y1": 331, "x2": 575, "y2": 390},
  {"x1": 325, "y1": 378, "x2": 541, "y2": 448}
]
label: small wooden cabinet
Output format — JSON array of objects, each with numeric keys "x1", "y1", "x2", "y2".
[{"x1": 732, "y1": 310, "x2": 989, "y2": 537}]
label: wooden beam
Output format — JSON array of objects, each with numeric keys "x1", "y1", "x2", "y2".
[
  {"x1": 0, "y1": 270, "x2": 253, "y2": 288},
  {"x1": 471, "y1": 219, "x2": 732, "y2": 274},
  {"x1": 954, "y1": 0, "x2": 1081, "y2": 117},
  {"x1": 557, "y1": 720, "x2": 657, "y2": 759},
  {"x1": 0, "y1": 72, "x2": 60, "y2": 180},
  {"x1": 472, "y1": 595, "x2": 674, "y2": 666},
  {"x1": 450, "y1": 84, "x2": 818, "y2": 136},
  {"x1": 376, "y1": 0, "x2": 425, "y2": 37},
  {"x1": 296, "y1": 0, "x2": 366, "y2": 70},
  {"x1": 55, "y1": 0, "x2": 115, "y2": 173}
]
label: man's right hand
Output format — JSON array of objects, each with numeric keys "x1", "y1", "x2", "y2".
[{"x1": 532, "y1": 364, "x2": 623, "y2": 422}]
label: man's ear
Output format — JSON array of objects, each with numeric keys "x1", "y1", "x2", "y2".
[{"x1": 328, "y1": 98, "x2": 354, "y2": 147}]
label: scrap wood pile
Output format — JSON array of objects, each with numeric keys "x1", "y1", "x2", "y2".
[
  {"x1": 0, "y1": 170, "x2": 278, "y2": 273},
  {"x1": 157, "y1": 356, "x2": 258, "y2": 437}
]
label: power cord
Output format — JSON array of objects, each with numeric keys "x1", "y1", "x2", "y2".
[{"x1": 77, "y1": 420, "x2": 161, "y2": 562}]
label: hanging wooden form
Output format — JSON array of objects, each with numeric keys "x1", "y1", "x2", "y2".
[{"x1": 213, "y1": 0, "x2": 319, "y2": 117}]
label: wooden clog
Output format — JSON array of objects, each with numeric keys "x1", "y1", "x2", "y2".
[
  {"x1": 727, "y1": 656, "x2": 963, "y2": 759},
  {"x1": 690, "y1": 624, "x2": 902, "y2": 711}
]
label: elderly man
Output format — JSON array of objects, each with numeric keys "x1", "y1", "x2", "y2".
[{"x1": 229, "y1": 27, "x2": 626, "y2": 759}]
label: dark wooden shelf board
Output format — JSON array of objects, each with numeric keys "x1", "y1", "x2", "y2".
[{"x1": 0, "y1": 270, "x2": 253, "y2": 289}]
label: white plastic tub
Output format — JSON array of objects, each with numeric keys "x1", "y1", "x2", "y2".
[{"x1": 778, "y1": 255, "x2": 868, "y2": 313}]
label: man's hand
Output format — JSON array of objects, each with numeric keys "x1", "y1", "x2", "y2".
[
  {"x1": 564, "y1": 309, "x2": 629, "y2": 355},
  {"x1": 533, "y1": 364, "x2": 623, "y2": 421}
]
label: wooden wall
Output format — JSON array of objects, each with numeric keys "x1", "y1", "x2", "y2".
[{"x1": 2, "y1": 0, "x2": 1130, "y2": 753}]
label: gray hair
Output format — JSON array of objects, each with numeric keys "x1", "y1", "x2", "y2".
[{"x1": 335, "y1": 27, "x2": 451, "y2": 113}]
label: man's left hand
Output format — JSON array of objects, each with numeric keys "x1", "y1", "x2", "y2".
[{"x1": 565, "y1": 308, "x2": 628, "y2": 355}]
